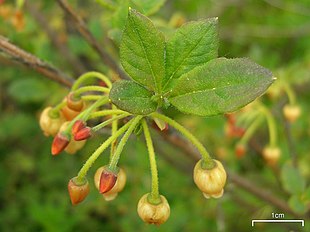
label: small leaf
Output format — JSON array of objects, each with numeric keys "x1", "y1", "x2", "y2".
[
  {"x1": 164, "y1": 18, "x2": 219, "y2": 90},
  {"x1": 109, "y1": 80, "x2": 158, "y2": 115},
  {"x1": 120, "y1": 9, "x2": 165, "y2": 93},
  {"x1": 169, "y1": 58, "x2": 274, "y2": 116},
  {"x1": 288, "y1": 195, "x2": 307, "y2": 214},
  {"x1": 131, "y1": 0, "x2": 166, "y2": 16},
  {"x1": 281, "y1": 162, "x2": 306, "y2": 195}
]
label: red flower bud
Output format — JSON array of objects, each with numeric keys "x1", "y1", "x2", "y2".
[
  {"x1": 51, "y1": 132, "x2": 70, "y2": 155},
  {"x1": 99, "y1": 168, "x2": 117, "y2": 194},
  {"x1": 72, "y1": 120, "x2": 86, "y2": 135},
  {"x1": 74, "y1": 127, "x2": 92, "y2": 141},
  {"x1": 68, "y1": 177, "x2": 89, "y2": 205},
  {"x1": 235, "y1": 143, "x2": 247, "y2": 158}
]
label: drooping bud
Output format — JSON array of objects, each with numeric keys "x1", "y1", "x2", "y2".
[
  {"x1": 262, "y1": 146, "x2": 281, "y2": 166},
  {"x1": 72, "y1": 120, "x2": 86, "y2": 135},
  {"x1": 51, "y1": 132, "x2": 70, "y2": 155},
  {"x1": 235, "y1": 143, "x2": 247, "y2": 158},
  {"x1": 137, "y1": 193, "x2": 170, "y2": 225},
  {"x1": 66, "y1": 93, "x2": 84, "y2": 112},
  {"x1": 193, "y1": 159, "x2": 227, "y2": 199},
  {"x1": 74, "y1": 127, "x2": 92, "y2": 141},
  {"x1": 94, "y1": 167, "x2": 127, "y2": 201},
  {"x1": 99, "y1": 167, "x2": 117, "y2": 194},
  {"x1": 67, "y1": 177, "x2": 90, "y2": 205},
  {"x1": 39, "y1": 107, "x2": 66, "y2": 136},
  {"x1": 59, "y1": 122, "x2": 86, "y2": 155},
  {"x1": 283, "y1": 104, "x2": 301, "y2": 123}
]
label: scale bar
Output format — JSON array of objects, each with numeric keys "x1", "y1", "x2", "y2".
[{"x1": 252, "y1": 220, "x2": 304, "y2": 227}]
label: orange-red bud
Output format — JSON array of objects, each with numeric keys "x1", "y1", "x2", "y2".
[
  {"x1": 68, "y1": 177, "x2": 89, "y2": 205},
  {"x1": 74, "y1": 127, "x2": 92, "y2": 141},
  {"x1": 51, "y1": 132, "x2": 70, "y2": 155},
  {"x1": 72, "y1": 120, "x2": 86, "y2": 135},
  {"x1": 99, "y1": 168, "x2": 117, "y2": 194},
  {"x1": 235, "y1": 143, "x2": 247, "y2": 158}
]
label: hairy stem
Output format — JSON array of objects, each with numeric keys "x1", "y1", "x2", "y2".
[
  {"x1": 142, "y1": 119, "x2": 161, "y2": 204},
  {"x1": 151, "y1": 112, "x2": 214, "y2": 169}
]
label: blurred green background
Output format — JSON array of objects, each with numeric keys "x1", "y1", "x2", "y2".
[{"x1": 0, "y1": 0, "x2": 309, "y2": 231}]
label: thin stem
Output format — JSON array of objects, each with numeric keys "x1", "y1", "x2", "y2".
[
  {"x1": 142, "y1": 119, "x2": 160, "y2": 204},
  {"x1": 258, "y1": 104, "x2": 277, "y2": 147},
  {"x1": 82, "y1": 95, "x2": 102, "y2": 101},
  {"x1": 73, "y1": 85, "x2": 110, "y2": 97},
  {"x1": 72, "y1": 71, "x2": 112, "y2": 90},
  {"x1": 151, "y1": 112, "x2": 215, "y2": 169},
  {"x1": 109, "y1": 116, "x2": 143, "y2": 171},
  {"x1": 49, "y1": 101, "x2": 67, "y2": 118},
  {"x1": 240, "y1": 116, "x2": 264, "y2": 145},
  {"x1": 282, "y1": 82, "x2": 296, "y2": 105},
  {"x1": 110, "y1": 104, "x2": 119, "y2": 160},
  {"x1": 89, "y1": 109, "x2": 126, "y2": 119},
  {"x1": 76, "y1": 118, "x2": 136, "y2": 183},
  {"x1": 92, "y1": 113, "x2": 130, "y2": 132}
]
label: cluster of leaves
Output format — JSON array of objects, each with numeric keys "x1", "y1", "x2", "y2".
[{"x1": 110, "y1": 9, "x2": 273, "y2": 117}]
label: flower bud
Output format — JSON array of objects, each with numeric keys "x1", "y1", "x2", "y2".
[
  {"x1": 65, "y1": 139, "x2": 86, "y2": 154},
  {"x1": 39, "y1": 107, "x2": 65, "y2": 136},
  {"x1": 68, "y1": 177, "x2": 89, "y2": 205},
  {"x1": 193, "y1": 159, "x2": 227, "y2": 199},
  {"x1": 100, "y1": 170, "x2": 117, "y2": 194},
  {"x1": 72, "y1": 120, "x2": 86, "y2": 135},
  {"x1": 74, "y1": 127, "x2": 92, "y2": 141},
  {"x1": 283, "y1": 104, "x2": 301, "y2": 123},
  {"x1": 94, "y1": 167, "x2": 127, "y2": 201},
  {"x1": 66, "y1": 93, "x2": 84, "y2": 112},
  {"x1": 61, "y1": 105, "x2": 81, "y2": 121},
  {"x1": 59, "y1": 122, "x2": 86, "y2": 154},
  {"x1": 235, "y1": 143, "x2": 247, "y2": 158},
  {"x1": 51, "y1": 132, "x2": 70, "y2": 155},
  {"x1": 262, "y1": 146, "x2": 281, "y2": 166},
  {"x1": 137, "y1": 194, "x2": 170, "y2": 225}
]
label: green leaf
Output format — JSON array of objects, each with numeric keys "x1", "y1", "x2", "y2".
[
  {"x1": 109, "y1": 80, "x2": 158, "y2": 115},
  {"x1": 164, "y1": 18, "x2": 218, "y2": 90},
  {"x1": 288, "y1": 195, "x2": 307, "y2": 214},
  {"x1": 120, "y1": 8, "x2": 165, "y2": 93},
  {"x1": 169, "y1": 58, "x2": 274, "y2": 116},
  {"x1": 131, "y1": 0, "x2": 166, "y2": 16},
  {"x1": 281, "y1": 162, "x2": 306, "y2": 195}
]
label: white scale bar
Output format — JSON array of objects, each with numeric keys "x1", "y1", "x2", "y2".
[{"x1": 252, "y1": 220, "x2": 304, "y2": 227}]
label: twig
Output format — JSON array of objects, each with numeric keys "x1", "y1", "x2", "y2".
[
  {"x1": 0, "y1": 36, "x2": 74, "y2": 87},
  {"x1": 56, "y1": 0, "x2": 129, "y2": 80},
  {"x1": 25, "y1": 1, "x2": 87, "y2": 75}
]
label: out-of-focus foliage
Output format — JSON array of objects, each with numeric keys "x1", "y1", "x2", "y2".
[{"x1": 0, "y1": 0, "x2": 309, "y2": 231}]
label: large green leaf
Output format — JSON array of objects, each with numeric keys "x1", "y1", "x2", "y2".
[
  {"x1": 169, "y1": 58, "x2": 274, "y2": 116},
  {"x1": 164, "y1": 18, "x2": 218, "y2": 91},
  {"x1": 131, "y1": 0, "x2": 166, "y2": 16},
  {"x1": 120, "y1": 9, "x2": 165, "y2": 93},
  {"x1": 109, "y1": 80, "x2": 158, "y2": 115}
]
